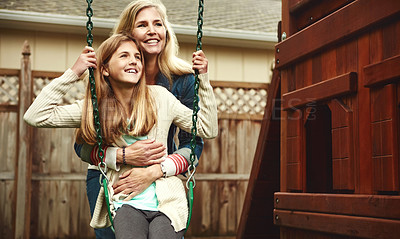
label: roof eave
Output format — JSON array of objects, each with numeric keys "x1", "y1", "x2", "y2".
[{"x1": 0, "y1": 10, "x2": 277, "y2": 49}]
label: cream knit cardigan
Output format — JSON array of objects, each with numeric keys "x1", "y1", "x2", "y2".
[{"x1": 24, "y1": 69, "x2": 218, "y2": 231}]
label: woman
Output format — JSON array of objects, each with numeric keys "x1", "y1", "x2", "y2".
[
  {"x1": 74, "y1": 1, "x2": 206, "y2": 237},
  {"x1": 24, "y1": 34, "x2": 218, "y2": 238}
]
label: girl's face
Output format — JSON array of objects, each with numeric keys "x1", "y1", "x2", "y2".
[
  {"x1": 132, "y1": 7, "x2": 166, "y2": 57},
  {"x1": 103, "y1": 41, "x2": 143, "y2": 87}
]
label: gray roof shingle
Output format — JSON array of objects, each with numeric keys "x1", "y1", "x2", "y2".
[{"x1": 0, "y1": 0, "x2": 281, "y2": 35}]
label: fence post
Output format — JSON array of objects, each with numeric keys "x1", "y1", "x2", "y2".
[{"x1": 14, "y1": 40, "x2": 33, "y2": 239}]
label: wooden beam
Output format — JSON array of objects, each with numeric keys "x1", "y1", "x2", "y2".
[
  {"x1": 29, "y1": 173, "x2": 250, "y2": 181},
  {"x1": 274, "y1": 192, "x2": 400, "y2": 219},
  {"x1": 289, "y1": 0, "x2": 317, "y2": 14},
  {"x1": 237, "y1": 68, "x2": 281, "y2": 239},
  {"x1": 0, "y1": 104, "x2": 18, "y2": 112},
  {"x1": 274, "y1": 209, "x2": 400, "y2": 238},
  {"x1": 31, "y1": 70, "x2": 63, "y2": 79},
  {"x1": 218, "y1": 112, "x2": 263, "y2": 121},
  {"x1": 364, "y1": 54, "x2": 400, "y2": 87},
  {"x1": 0, "y1": 69, "x2": 19, "y2": 76},
  {"x1": 275, "y1": 0, "x2": 400, "y2": 69},
  {"x1": 210, "y1": 81, "x2": 269, "y2": 89},
  {"x1": 281, "y1": 72, "x2": 357, "y2": 110}
]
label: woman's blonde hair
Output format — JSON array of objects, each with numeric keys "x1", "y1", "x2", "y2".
[
  {"x1": 113, "y1": 0, "x2": 193, "y2": 86},
  {"x1": 76, "y1": 34, "x2": 157, "y2": 145}
]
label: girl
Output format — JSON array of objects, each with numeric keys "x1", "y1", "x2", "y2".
[
  {"x1": 75, "y1": 2, "x2": 206, "y2": 237},
  {"x1": 24, "y1": 34, "x2": 218, "y2": 238}
]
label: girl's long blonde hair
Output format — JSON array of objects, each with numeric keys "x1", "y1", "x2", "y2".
[
  {"x1": 76, "y1": 34, "x2": 157, "y2": 145},
  {"x1": 113, "y1": 0, "x2": 193, "y2": 86}
]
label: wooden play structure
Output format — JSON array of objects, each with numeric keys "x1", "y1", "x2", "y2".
[{"x1": 238, "y1": 0, "x2": 400, "y2": 238}]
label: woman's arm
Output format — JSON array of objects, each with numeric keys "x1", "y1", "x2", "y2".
[{"x1": 171, "y1": 51, "x2": 218, "y2": 139}]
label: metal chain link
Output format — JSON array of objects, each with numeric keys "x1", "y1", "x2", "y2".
[
  {"x1": 187, "y1": 0, "x2": 204, "y2": 190},
  {"x1": 86, "y1": 0, "x2": 106, "y2": 177}
]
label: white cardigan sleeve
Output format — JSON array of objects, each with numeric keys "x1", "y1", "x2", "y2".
[
  {"x1": 24, "y1": 68, "x2": 83, "y2": 128},
  {"x1": 170, "y1": 73, "x2": 218, "y2": 139}
]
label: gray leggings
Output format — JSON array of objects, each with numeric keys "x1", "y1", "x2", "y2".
[{"x1": 114, "y1": 204, "x2": 185, "y2": 239}]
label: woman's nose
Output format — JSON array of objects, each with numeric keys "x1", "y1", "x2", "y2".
[{"x1": 147, "y1": 25, "x2": 155, "y2": 34}]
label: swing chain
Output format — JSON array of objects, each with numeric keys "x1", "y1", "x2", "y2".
[
  {"x1": 187, "y1": 0, "x2": 204, "y2": 189},
  {"x1": 86, "y1": 0, "x2": 94, "y2": 47},
  {"x1": 86, "y1": 0, "x2": 106, "y2": 179}
]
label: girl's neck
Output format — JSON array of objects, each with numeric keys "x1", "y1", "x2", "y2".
[
  {"x1": 144, "y1": 54, "x2": 160, "y2": 85},
  {"x1": 113, "y1": 87, "x2": 134, "y2": 115}
]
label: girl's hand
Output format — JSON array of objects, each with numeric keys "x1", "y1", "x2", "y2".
[
  {"x1": 71, "y1": 46, "x2": 97, "y2": 77},
  {"x1": 192, "y1": 50, "x2": 208, "y2": 74}
]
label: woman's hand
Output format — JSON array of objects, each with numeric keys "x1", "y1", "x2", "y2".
[
  {"x1": 112, "y1": 164, "x2": 163, "y2": 200},
  {"x1": 192, "y1": 50, "x2": 208, "y2": 74},
  {"x1": 117, "y1": 139, "x2": 166, "y2": 166},
  {"x1": 71, "y1": 46, "x2": 97, "y2": 77}
]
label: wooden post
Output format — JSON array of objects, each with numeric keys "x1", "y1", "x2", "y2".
[{"x1": 14, "y1": 40, "x2": 33, "y2": 239}]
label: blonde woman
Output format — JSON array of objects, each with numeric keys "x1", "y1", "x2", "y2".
[
  {"x1": 74, "y1": 2, "x2": 206, "y2": 237},
  {"x1": 24, "y1": 34, "x2": 217, "y2": 238}
]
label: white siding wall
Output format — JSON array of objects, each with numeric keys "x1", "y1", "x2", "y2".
[{"x1": 1, "y1": 28, "x2": 274, "y2": 83}]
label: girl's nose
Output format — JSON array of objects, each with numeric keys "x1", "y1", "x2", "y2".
[{"x1": 129, "y1": 57, "x2": 137, "y2": 65}]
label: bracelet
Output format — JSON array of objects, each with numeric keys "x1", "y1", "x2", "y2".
[
  {"x1": 160, "y1": 162, "x2": 167, "y2": 178},
  {"x1": 122, "y1": 146, "x2": 126, "y2": 165}
]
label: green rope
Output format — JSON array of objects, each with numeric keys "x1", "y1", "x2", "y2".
[
  {"x1": 186, "y1": 0, "x2": 204, "y2": 230},
  {"x1": 86, "y1": 0, "x2": 114, "y2": 230}
]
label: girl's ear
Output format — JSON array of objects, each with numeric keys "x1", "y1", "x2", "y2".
[{"x1": 102, "y1": 68, "x2": 110, "y2": 77}]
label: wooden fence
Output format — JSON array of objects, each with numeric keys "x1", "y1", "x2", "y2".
[{"x1": 0, "y1": 41, "x2": 268, "y2": 239}]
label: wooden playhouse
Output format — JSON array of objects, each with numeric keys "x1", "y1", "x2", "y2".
[{"x1": 238, "y1": 0, "x2": 400, "y2": 238}]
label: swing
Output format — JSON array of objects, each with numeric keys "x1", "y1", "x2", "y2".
[{"x1": 84, "y1": 0, "x2": 205, "y2": 232}]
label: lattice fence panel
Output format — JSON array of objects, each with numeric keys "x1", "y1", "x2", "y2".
[
  {"x1": 33, "y1": 77, "x2": 86, "y2": 104},
  {"x1": 0, "y1": 75, "x2": 19, "y2": 105},
  {"x1": 214, "y1": 87, "x2": 267, "y2": 115},
  {"x1": 32, "y1": 76, "x2": 267, "y2": 116}
]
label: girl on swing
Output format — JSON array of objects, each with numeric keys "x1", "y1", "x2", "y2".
[
  {"x1": 75, "y1": 1, "x2": 205, "y2": 237},
  {"x1": 24, "y1": 33, "x2": 217, "y2": 239}
]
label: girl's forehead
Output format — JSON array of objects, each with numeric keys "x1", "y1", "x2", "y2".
[{"x1": 115, "y1": 41, "x2": 140, "y2": 53}]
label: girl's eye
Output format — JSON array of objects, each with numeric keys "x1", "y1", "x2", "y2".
[
  {"x1": 155, "y1": 22, "x2": 163, "y2": 27},
  {"x1": 137, "y1": 24, "x2": 145, "y2": 28},
  {"x1": 135, "y1": 55, "x2": 142, "y2": 60}
]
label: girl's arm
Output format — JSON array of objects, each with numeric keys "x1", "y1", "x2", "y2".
[
  {"x1": 23, "y1": 69, "x2": 83, "y2": 128},
  {"x1": 24, "y1": 46, "x2": 96, "y2": 128}
]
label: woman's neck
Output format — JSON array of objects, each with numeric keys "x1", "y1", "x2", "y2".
[{"x1": 144, "y1": 54, "x2": 160, "y2": 85}]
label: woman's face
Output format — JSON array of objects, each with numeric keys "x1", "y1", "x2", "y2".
[
  {"x1": 132, "y1": 7, "x2": 166, "y2": 57},
  {"x1": 103, "y1": 41, "x2": 143, "y2": 87}
]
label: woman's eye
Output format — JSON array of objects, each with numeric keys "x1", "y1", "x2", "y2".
[
  {"x1": 135, "y1": 55, "x2": 141, "y2": 60},
  {"x1": 155, "y1": 22, "x2": 163, "y2": 27}
]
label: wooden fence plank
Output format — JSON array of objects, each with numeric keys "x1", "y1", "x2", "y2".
[{"x1": 14, "y1": 40, "x2": 33, "y2": 239}]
